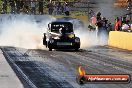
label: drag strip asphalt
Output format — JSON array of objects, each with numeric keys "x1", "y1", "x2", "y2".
[{"x1": 1, "y1": 46, "x2": 132, "y2": 88}]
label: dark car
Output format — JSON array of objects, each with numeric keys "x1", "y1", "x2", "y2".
[{"x1": 43, "y1": 22, "x2": 80, "y2": 51}]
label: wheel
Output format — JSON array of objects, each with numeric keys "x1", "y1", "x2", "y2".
[
  {"x1": 43, "y1": 33, "x2": 46, "y2": 45},
  {"x1": 45, "y1": 42, "x2": 48, "y2": 48},
  {"x1": 49, "y1": 48, "x2": 52, "y2": 51},
  {"x1": 75, "y1": 48, "x2": 79, "y2": 51}
]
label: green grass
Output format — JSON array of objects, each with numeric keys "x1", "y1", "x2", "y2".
[
  {"x1": 70, "y1": 11, "x2": 87, "y2": 16},
  {"x1": 0, "y1": 1, "x2": 11, "y2": 13},
  {"x1": 0, "y1": 1, "x2": 2, "y2": 12}
]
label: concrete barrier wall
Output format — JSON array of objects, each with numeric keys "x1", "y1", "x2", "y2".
[{"x1": 108, "y1": 31, "x2": 132, "y2": 50}]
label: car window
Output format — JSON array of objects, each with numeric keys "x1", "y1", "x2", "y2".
[{"x1": 51, "y1": 23, "x2": 73, "y2": 33}]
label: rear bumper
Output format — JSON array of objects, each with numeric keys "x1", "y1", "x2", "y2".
[{"x1": 48, "y1": 41, "x2": 80, "y2": 49}]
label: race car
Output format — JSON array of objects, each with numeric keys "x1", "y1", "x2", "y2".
[{"x1": 43, "y1": 22, "x2": 80, "y2": 51}]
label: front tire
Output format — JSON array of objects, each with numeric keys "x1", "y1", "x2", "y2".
[
  {"x1": 49, "y1": 48, "x2": 52, "y2": 51},
  {"x1": 43, "y1": 33, "x2": 47, "y2": 46},
  {"x1": 75, "y1": 48, "x2": 79, "y2": 51}
]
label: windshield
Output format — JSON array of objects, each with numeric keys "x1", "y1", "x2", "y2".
[{"x1": 51, "y1": 22, "x2": 73, "y2": 33}]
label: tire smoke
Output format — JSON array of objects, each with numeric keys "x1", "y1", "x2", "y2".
[
  {"x1": 68, "y1": 18, "x2": 108, "y2": 49},
  {"x1": 0, "y1": 14, "x2": 108, "y2": 49},
  {"x1": 75, "y1": 28, "x2": 108, "y2": 49},
  {"x1": 0, "y1": 15, "x2": 55, "y2": 49}
]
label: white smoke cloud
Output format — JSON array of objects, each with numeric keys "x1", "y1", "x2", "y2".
[
  {"x1": 0, "y1": 14, "x2": 55, "y2": 49},
  {"x1": 75, "y1": 28, "x2": 108, "y2": 49},
  {"x1": 0, "y1": 14, "x2": 108, "y2": 50}
]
